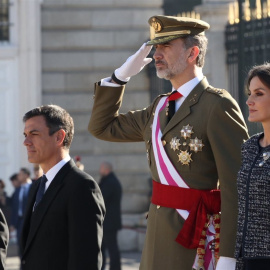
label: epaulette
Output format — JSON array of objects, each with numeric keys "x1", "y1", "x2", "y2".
[{"x1": 206, "y1": 86, "x2": 224, "y2": 96}]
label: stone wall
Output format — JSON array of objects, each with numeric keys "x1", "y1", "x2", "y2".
[
  {"x1": 41, "y1": 0, "x2": 163, "y2": 251},
  {"x1": 41, "y1": 0, "x2": 234, "y2": 252}
]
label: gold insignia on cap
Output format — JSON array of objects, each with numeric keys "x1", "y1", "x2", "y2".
[
  {"x1": 177, "y1": 150, "x2": 192, "y2": 165},
  {"x1": 181, "y1": 125, "x2": 194, "y2": 140},
  {"x1": 189, "y1": 137, "x2": 204, "y2": 153},
  {"x1": 150, "y1": 17, "x2": 163, "y2": 40},
  {"x1": 170, "y1": 137, "x2": 181, "y2": 151},
  {"x1": 151, "y1": 18, "x2": 162, "y2": 32}
]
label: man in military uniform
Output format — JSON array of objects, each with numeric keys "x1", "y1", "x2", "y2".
[{"x1": 89, "y1": 15, "x2": 249, "y2": 270}]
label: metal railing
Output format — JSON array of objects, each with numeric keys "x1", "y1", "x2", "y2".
[{"x1": 225, "y1": 16, "x2": 270, "y2": 135}]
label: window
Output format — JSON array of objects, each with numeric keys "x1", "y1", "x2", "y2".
[{"x1": 0, "y1": 0, "x2": 10, "y2": 42}]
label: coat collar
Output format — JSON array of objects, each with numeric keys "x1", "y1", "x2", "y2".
[
  {"x1": 161, "y1": 77, "x2": 209, "y2": 136},
  {"x1": 22, "y1": 159, "x2": 76, "y2": 257}
]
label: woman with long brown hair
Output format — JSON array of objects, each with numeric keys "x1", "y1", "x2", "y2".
[{"x1": 235, "y1": 63, "x2": 270, "y2": 269}]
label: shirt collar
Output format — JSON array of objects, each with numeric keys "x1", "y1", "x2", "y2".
[
  {"x1": 173, "y1": 74, "x2": 204, "y2": 97},
  {"x1": 45, "y1": 155, "x2": 71, "y2": 183},
  {"x1": 21, "y1": 179, "x2": 32, "y2": 187}
]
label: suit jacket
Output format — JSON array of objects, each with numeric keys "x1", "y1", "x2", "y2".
[
  {"x1": 89, "y1": 77, "x2": 249, "y2": 270},
  {"x1": 99, "y1": 172, "x2": 122, "y2": 232},
  {"x1": 10, "y1": 184, "x2": 31, "y2": 229},
  {"x1": 20, "y1": 160, "x2": 105, "y2": 270},
  {"x1": 0, "y1": 209, "x2": 8, "y2": 270}
]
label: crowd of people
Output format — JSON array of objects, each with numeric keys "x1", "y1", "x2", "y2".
[
  {"x1": 0, "y1": 166, "x2": 42, "y2": 226},
  {"x1": 0, "y1": 13, "x2": 268, "y2": 270}
]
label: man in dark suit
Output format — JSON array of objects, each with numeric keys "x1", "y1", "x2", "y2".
[
  {"x1": 99, "y1": 162, "x2": 122, "y2": 270},
  {"x1": 21, "y1": 104, "x2": 105, "y2": 270},
  {"x1": 10, "y1": 168, "x2": 32, "y2": 255}
]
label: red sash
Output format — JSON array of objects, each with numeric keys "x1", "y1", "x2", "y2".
[{"x1": 151, "y1": 180, "x2": 221, "y2": 249}]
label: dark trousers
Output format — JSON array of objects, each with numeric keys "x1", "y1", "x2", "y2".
[
  {"x1": 244, "y1": 258, "x2": 270, "y2": 270},
  {"x1": 16, "y1": 217, "x2": 24, "y2": 257},
  {"x1": 101, "y1": 230, "x2": 121, "y2": 270}
]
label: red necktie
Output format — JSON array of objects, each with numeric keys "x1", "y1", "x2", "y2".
[{"x1": 168, "y1": 91, "x2": 183, "y2": 122}]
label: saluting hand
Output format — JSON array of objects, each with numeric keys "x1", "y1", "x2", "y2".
[{"x1": 113, "y1": 43, "x2": 153, "y2": 84}]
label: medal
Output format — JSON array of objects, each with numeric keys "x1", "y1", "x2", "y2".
[
  {"x1": 180, "y1": 124, "x2": 194, "y2": 139},
  {"x1": 189, "y1": 137, "x2": 204, "y2": 153},
  {"x1": 170, "y1": 137, "x2": 181, "y2": 151},
  {"x1": 177, "y1": 150, "x2": 192, "y2": 165}
]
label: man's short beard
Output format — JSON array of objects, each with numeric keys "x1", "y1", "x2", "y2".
[{"x1": 156, "y1": 69, "x2": 173, "y2": 80}]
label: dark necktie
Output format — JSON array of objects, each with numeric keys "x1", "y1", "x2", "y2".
[
  {"x1": 34, "y1": 175, "x2": 47, "y2": 211},
  {"x1": 167, "y1": 91, "x2": 183, "y2": 122}
]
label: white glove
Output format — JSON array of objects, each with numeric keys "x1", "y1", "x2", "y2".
[
  {"x1": 114, "y1": 43, "x2": 153, "y2": 83},
  {"x1": 216, "y1": 256, "x2": 236, "y2": 270}
]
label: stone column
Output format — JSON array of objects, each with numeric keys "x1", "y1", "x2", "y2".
[
  {"x1": 0, "y1": 0, "x2": 41, "y2": 194},
  {"x1": 18, "y1": 0, "x2": 42, "y2": 168},
  {"x1": 195, "y1": 0, "x2": 235, "y2": 92}
]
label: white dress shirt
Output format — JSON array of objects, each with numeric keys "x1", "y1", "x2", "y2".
[
  {"x1": 44, "y1": 155, "x2": 71, "y2": 191},
  {"x1": 173, "y1": 74, "x2": 204, "y2": 112}
]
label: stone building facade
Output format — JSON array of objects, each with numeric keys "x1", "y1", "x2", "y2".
[{"x1": 0, "y1": 0, "x2": 237, "y2": 251}]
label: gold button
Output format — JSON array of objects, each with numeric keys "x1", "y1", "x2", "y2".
[
  {"x1": 157, "y1": 205, "x2": 160, "y2": 209},
  {"x1": 153, "y1": 112, "x2": 155, "y2": 116},
  {"x1": 147, "y1": 140, "x2": 150, "y2": 144},
  {"x1": 162, "y1": 140, "x2": 166, "y2": 146},
  {"x1": 183, "y1": 142, "x2": 187, "y2": 146},
  {"x1": 92, "y1": 95, "x2": 95, "y2": 100}
]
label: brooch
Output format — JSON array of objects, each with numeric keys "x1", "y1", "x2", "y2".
[{"x1": 259, "y1": 152, "x2": 270, "y2": 167}]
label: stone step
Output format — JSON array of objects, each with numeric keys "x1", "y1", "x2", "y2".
[
  {"x1": 71, "y1": 132, "x2": 146, "y2": 153},
  {"x1": 42, "y1": 90, "x2": 150, "y2": 113},
  {"x1": 119, "y1": 213, "x2": 148, "y2": 251},
  {"x1": 78, "y1": 152, "x2": 149, "y2": 173},
  {"x1": 86, "y1": 171, "x2": 151, "y2": 194},
  {"x1": 82, "y1": 169, "x2": 151, "y2": 213},
  {"x1": 41, "y1": 8, "x2": 160, "y2": 30},
  {"x1": 42, "y1": 30, "x2": 149, "y2": 50},
  {"x1": 43, "y1": 0, "x2": 162, "y2": 9},
  {"x1": 42, "y1": 50, "x2": 151, "y2": 71},
  {"x1": 121, "y1": 192, "x2": 150, "y2": 213},
  {"x1": 42, "y1": 71, "x2": 151, "y2": 92}
]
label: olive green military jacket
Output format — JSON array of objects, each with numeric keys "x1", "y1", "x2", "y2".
[{"x1": 89, "y1": 77, "x2": 249, "y2": 270}]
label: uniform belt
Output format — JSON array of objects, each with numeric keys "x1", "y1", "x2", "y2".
[{"x1": 151, "y1": 180, "x2": 221, "y2": 249}]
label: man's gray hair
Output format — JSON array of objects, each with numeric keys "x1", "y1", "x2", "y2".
[{"x1": 182, "y1": 34, "x2": 208, "y2": 67}]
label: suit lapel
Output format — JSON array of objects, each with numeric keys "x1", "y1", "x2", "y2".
[
  {"x1": 23, "y1": 160, "x2": 75, "y2": 256},
  {"x1": 162, "y1": 77, "x2": 209, "y2": 136}
]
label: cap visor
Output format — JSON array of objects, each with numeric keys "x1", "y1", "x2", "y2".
[{"x1": 146, "y1": 34, "x2": 187, "y2": 45}]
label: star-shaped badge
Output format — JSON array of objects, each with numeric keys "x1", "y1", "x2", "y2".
[
  {"x1": 170, "y1": 137, "x2": 181, "y2": 151},
  {"x1": 189, "y1": 137, "x2": 204, "y2": 153},
  {"x1": 180, "y1": 124, "x2": 194, "y2": 140},
  {"x1": 177, "y1": 150, "x2": 192, "y2": 165}
]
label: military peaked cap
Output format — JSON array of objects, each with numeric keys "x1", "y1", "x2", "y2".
[{"x1": 146, "y1": 15, "x2": 210, "y2": 45}]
